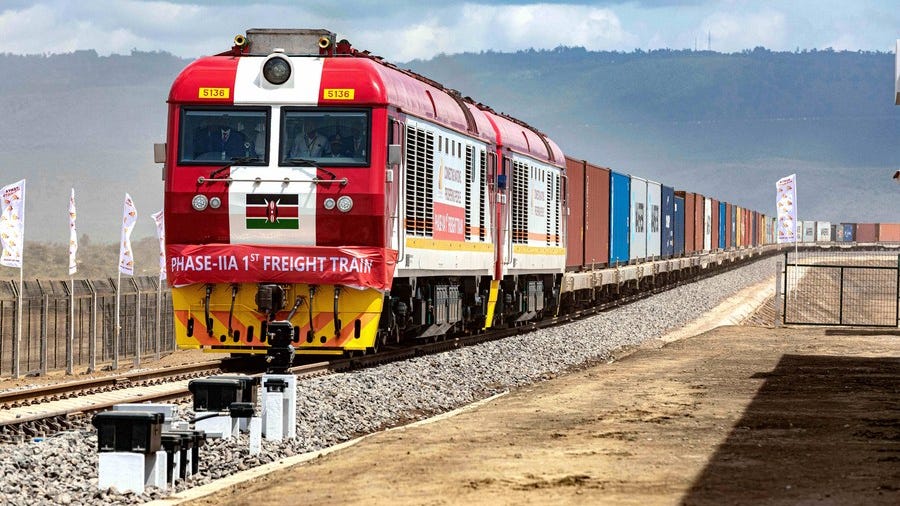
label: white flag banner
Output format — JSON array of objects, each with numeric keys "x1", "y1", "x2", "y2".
[
  {"x1": 151, "y1": 210, "x2": 166, "y2": 281},
  {"x1": 118, "y1": 193, "x2": 138, "y2": 275},
  {"x1": 775, "y1": 174, "x2": 797, "y2": 244},
  {"x1": 68, "y1": 188, "x2": 78, "y2": 275},
  {"x1": 0, "y1": 179, "x2": 26, "y2": 268}
]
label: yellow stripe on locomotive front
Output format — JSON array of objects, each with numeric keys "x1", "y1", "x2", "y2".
[{"x1": 173, "y1": 283, "x2": 384, "y2": 355}]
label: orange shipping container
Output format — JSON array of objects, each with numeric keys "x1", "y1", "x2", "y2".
[{"x1": 877, "y1": 223, "x2": 900, "y2": 242}]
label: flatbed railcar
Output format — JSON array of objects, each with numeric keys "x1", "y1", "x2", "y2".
[{"x1": 160, "y1": 28, "x2": 779, "y2": 357}]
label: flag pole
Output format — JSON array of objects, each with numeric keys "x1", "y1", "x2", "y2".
[
  {"x1": 114, "y1": 270, "x2": 120, "y2": 370},
  {"x1": 14, "y1": 266, "x2": 22, "y2": 379},
  {"x1": 67, "y1": 275, "x2": 74, "y2": 375}
]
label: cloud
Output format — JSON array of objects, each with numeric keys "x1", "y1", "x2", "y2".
[
  {"x1": 699, "y1": 9, "x2": 787, "y2": 52},
  {"x1": 353, "y1": 4, "x2": 636, "y2": 61}
]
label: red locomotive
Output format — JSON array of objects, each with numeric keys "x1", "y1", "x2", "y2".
[{"x1": 163, "y1": 29, "x2": 566, "y2": 355}]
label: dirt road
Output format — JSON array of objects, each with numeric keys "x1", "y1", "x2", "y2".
[{"x1": 185, "y1": 325, "x2": 899, "y2": 506}]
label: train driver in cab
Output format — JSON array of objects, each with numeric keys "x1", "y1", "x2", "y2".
[{"x1": 290, "y1": 118, "x2": 331, "y2": 158}]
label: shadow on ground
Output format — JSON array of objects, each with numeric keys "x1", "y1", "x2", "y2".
[{"x1": 683, "y1": 354, "x2": 900, "y2": 505}]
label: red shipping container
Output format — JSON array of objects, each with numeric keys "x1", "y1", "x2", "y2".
[
  {"x1": 677, "y1": 191, "x2": 696, "y2": 254},
  {"x1": 856, "y1": 223, "x2": 878, "y2": 242},
  {"x1": 725, "y1": 203, "x2": 733, "y2": 248},
  {"x1": 877, "y1": 223, "x2": 900, "y2": 242},
  {"x1": 564, "y1": 157, "x2": 585, "y2": 269},
  {"x1": 710, "y1": 198, "x2": 719, "y2": 251},
  {"x1": 694, "y1": 194, "x2": 704, "y2": 252},
  {"x1": 584, "y1": 162, "x2": 610, "y2": 267}
]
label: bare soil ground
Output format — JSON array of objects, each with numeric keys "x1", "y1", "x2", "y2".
[{"x1": 186, "y1": 325, "x2": 899, "y2": 506}]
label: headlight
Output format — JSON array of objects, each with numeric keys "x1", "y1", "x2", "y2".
[
  {"x1": 336, "y1": 196, "x2": 353, "y2": 213},
  {"x1": 263, "y1": 56, "x2": 291, "y2": 85},
  {"x1": 191, "y1": 194, "x2": 209, "y2": 211},
  {"x1": 209, "y1": 197, "x2": 222, "y2": 209},
  {"x1": 323, "y1": 197, "x2": 336, "y2": 210}
]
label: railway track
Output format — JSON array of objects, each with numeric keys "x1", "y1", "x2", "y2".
[{"x1": 0, "y1": 252, "x2": 773, "y2": 443}]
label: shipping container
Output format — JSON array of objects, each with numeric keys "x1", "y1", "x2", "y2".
[
  {"x1": 877, "y1": 223, "x2": 900, "y2": 242},
  {"x1": 736, "y1": 207, "x2": 743, "y2": 247},
  {"x1": 694, "y1": 194, "x2": 705, "y2": 252},
  {"x1": 856, "y1": 223, "x2": 878, "y2": 242},
  {"x1": 584, "y1": 162, "x2": 611, "y2": 266},
  {"x1": 752, "y1": 211, "x2": 758, "y2": 246},
  {"x1": 687, "y1": 193, "x2": 697, "y2": 253},
  {"x1": 564, "y1": 158, "x2": 585, "y2": 269},
  {"x1": 841, "y1": 223, "x2": 856, "y2": 242},
  {"x1": 730, "y1": 205, "x2": 737, "y2": 247},
  {"x1": 802, "y1": 221, "x2": 815, "y2": 243},
  {"x1": 830, "y1": 224, "x2": 839, "y2": 242},
  {"x1": 707, "y1": 198, "x2": 716, "y2": 251},
  {"x1": 661, "y1": 185, "x2": 675, "y2": 258},
  {"x1": 724, "y1": 203, "x2": 732, "y2": 249},
  {"x1": 717, "y1": 202, "x2": 726, "y2": 250},
  {"x1": 629, "y1": 176, "x2": 648, "y2": 262},
  {"x1": 646, "y1": 180, "x2": 662, "y2": 258},
  {"x1": 674, "y1": 194, "x2": 685, "y2": 255},
  {"x1": 816, "y1": 221, "x2": 831, "y2": 242},
  {"x1": 609, "y1": 171, "x2": 631, "y2": 265}
]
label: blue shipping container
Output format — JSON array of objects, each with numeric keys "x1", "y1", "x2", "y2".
[
  {"x1": 674, "y1": 195, "x2": 685, "y2": 255},
  {"x1": 718, "y1": 202, "x2": 726, "y2": 250},
  {"x1": 609, "y1": 171, "x2": 631, "y2": 265},
  {"x1": 842, "y1": 223, "x2": 855, "y2": 242},
  {"x1": 661, "y1": 185, "x2": 675, "y2": 258}
]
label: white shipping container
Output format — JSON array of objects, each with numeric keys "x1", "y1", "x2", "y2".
[
  {"x1": 802, "y1": 221, "x2": 816, "y2": 243},
  {"x1": 629, "y1": 176, "x2": 648, "y2": 262},
  {"x1": 646, "y1": 180, "x2": 662, "y2": 258},
  {"x1": 816, "y1": 221, "x2": 832, "y2": 242},
  {"x1": 703, "y1": 198, "x2": 712, "y2": 252}
]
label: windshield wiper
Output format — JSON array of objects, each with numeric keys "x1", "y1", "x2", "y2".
[
  {"x1": 202, "y1": 156, "x2": 261, "y2": 182},
  {"x1": 286, "y1": 157, "x2": 339, "y2": 181}
]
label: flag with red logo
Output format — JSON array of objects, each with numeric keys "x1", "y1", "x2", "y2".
[
  {"x1": 246, "y1": 194, "x2": 299, "y2": 229},
  {"x1": 68, "y1": 188, "x2": 77, "y2": 275},
  {"x1": 0, "y1": 179, "x2": 25, "y2": 268},
  {"x1": 118, "y1": 193, "x2": 137, "y2": 275}
]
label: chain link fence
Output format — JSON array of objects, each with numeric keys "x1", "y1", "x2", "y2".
[{"x1": 0, "y1": 276, "x2": 174, "y2": 378}]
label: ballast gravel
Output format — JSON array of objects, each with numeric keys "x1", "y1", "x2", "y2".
[{"x1": 0, "y1": 257, "x2": 778, "y2": 505}]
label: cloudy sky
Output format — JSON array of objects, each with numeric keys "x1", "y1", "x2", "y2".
[{"x1": 0, "y1": 0, "x2": 897, "y2": 61}]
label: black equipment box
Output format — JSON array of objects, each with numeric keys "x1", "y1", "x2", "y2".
[{"x1": 92, "y1": 411, "x2": 164, "y2": 454}]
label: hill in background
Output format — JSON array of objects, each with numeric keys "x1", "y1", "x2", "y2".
[
  {"x1": 406, "y1": 47, "x2": 899, "y2": 225},
  {"x1": 0, "y1": 47, "x2": 897, "y2": 277}
]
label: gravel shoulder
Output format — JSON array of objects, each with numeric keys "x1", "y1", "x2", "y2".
[{"x1": 187, "y1": 325, "x2": 900, "y2": 506}]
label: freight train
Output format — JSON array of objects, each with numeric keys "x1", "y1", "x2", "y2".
[{"x1": 160, "y1": 28, "x2": 780, "y2": 357}]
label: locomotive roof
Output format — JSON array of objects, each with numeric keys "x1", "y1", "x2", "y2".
[{"x1": 168, "y1": 33, "x2": 563, "y2": 166}]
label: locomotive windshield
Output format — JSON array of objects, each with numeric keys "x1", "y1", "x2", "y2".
[
  {"x1": 179, "y1": 108, "x2": 269, "y2": 165},
  {"x1": 280, "y1": 109, "x2": 369, "y2": 167}
]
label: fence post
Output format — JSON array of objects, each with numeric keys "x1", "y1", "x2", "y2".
[
  {"x1": 39, "y1": 282, "x2": 48, "y2": 376},
  {"x1": 88, "y1": 280, "x2": 97, "y2": 373},
  {"x1": 774, "y1": 260, "x2": 782, "y2": 328}
]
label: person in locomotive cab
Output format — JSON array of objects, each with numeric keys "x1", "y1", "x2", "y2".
[
  {"x1": 329, "y1": 129, "x2": 367, "y2": 159},
  {"x1": 204, "y1": 120, "x2": 248, "y2": 160},
  {"x1": 290, "y1": 119, "x2": 331, "y2": 158}
]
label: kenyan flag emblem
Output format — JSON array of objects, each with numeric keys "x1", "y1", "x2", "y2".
[{"x1": 246, "y1": 194, "x2": 299, "y2": 229}]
